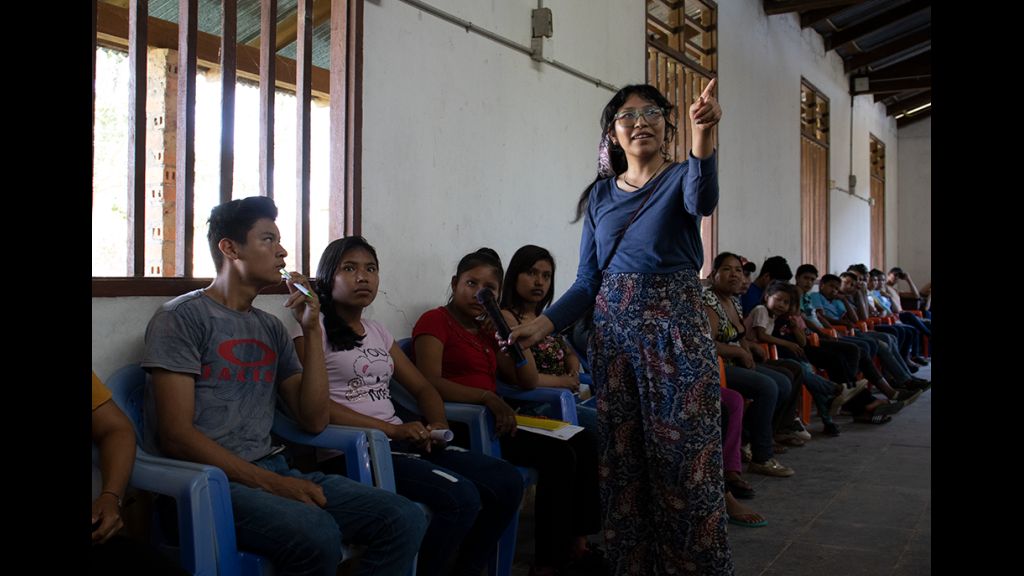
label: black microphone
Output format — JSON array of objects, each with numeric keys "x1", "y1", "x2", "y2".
[{"x1": 475, "y1": 287, "x2": 528, "y2": 368}]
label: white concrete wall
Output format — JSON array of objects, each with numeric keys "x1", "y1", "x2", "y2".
[
  {"x1": 358, "y1": 0, "x2": 643, "y2": 332},
  {"x1": 897, "y1": 116, "x2": 930, "y2": 284},
  {"x1": 716, "y1": 0, "x2": 899, "y2": 276}
]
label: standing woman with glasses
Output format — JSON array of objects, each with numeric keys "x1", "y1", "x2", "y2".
[{"x1": 508, "y1": 82, "x2": 730, "y2": 575}]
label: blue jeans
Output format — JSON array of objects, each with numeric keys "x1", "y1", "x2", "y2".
[
  {"x1": 855, "y1": 331, "x2": 915, "y2": 380},
  {"x1": 723, "y1": 365, "x2": 788, "y2": 463},
  {"x1": 899, "y1": 312, "x2": 931, "y2": 338},
  {"x1": 391, "y1": 447, "x2": 524, "y2": 576},
  {"x1": 793, "y1": 361, "x2": 837, "y2": 425},
  {"x1": 229, "y1": 454, "x2": 426, "y2": 576}
]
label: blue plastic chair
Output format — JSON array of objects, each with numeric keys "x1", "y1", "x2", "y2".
[{"x1": 106, "y1": 364, "x2": 381, "y2": 576}]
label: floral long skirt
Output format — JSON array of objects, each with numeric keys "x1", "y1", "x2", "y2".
[{"x1": 590, "y1": 270, "x2": 733, "y2": 576}]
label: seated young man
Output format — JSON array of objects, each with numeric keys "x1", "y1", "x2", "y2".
[
  {"x1": 739, "y1": 255, "x2": 793, "y2": 317},
  {"x1": 141, "y1": 197, "x2": 426, "y2": 576},
  {"x1": 806, "y1": 272, "x2": 929, "y2": 389},
  {"x1": 794, "y1": 266, "x2": 923, "y2": 399},
  {"x1": 877, "y1": 267, "x2": 932, "y2": 340},
  {"x1": 844, "y1": 269, "x2": 926, "y2": 367}
]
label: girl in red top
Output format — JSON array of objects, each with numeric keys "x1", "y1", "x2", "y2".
[{"x1": 413, "y1": 248, "x2": 604, "y2": 576}]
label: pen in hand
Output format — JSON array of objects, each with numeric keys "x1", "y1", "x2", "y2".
[{"x1": 280, "y1": 269, "x2": 314, "y2": 300}]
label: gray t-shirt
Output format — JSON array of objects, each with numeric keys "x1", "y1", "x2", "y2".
[{"x1": 141, "y1": 290, "x2": 303, "y2": 462}]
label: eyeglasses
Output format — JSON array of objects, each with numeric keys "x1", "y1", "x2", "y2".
[{"x1": 612, "y1": 106, "x2": 665, "y2": 126}]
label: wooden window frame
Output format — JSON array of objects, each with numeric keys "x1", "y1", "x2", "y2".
[
  {"x1": 91, "y1": 0, "x2": 363, "y2": 297},
  {"x1": 645, "y1": 0, "x2": 719, "y2": 277}
]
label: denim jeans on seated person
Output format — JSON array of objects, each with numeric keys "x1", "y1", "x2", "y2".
[
  {"x1": 388, "y1": 444, "x2": 524, "y2": 576},
  {"x1": 229, "y1": 454, "x2": 426, "y2": 576}
]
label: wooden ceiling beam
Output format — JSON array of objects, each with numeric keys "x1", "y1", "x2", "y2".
[
  {"x1": 867, "y1": 51, "x2": 930, "y2": 80},
  {"x1": 852, "y1": 77, "x2": 930, "y2": 95},
  {"x1": 886, "y1": 89, "x2": 931, "y2": 116},
  {"x1": 764, "y1": 0, "x2": 863, "y2": 16},
  {"x1": 246, "y1": 0, "x2": 332, "y2": 50},
  {"x1": 96, "y1": 1, "x2": 330, "y2": 98},
  {"x1": 801, "y1": 5, "x2": 852, "y2": 28},
  {"x1": 825, "y1": 0, "x2": 929, "y2": 51},
  {"x1": 844, "y1": 26, "x2": 930, "y2": 72}
]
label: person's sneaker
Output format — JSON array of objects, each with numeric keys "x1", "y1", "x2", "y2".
[
  {"x1": 792, "y1": 417, "x2": 812, "y2": 441},
  {"x1": 823, "y1": 421, "x2": 841, "y2": 436},
  {"x1": 912, "y1": 355, "x2": 929, "y2": 366},
  {"x1": 909, "y1": 376, "x2": 931, "y2": 390},
  {"x1": 830, "y1": 380, "x2": 868, "y2": 416},
  {"x1": 893, "y1": 388, "x2": 922, "y2": 403},
  {"x1": 747, "y1": 458, "x2": 795, "y2": 477}
]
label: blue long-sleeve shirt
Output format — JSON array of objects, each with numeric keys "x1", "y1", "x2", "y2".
[{"x1": 545, "y1": 151, "x2": 719, "y2": 331}]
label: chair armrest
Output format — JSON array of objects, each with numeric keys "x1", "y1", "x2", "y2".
[
  {"x1": 131, "y1": 451, "x2": 239, "y2": 576},
  {"x1": 496, "y1": 383, "x2": 579, "y2": 425},
  {"x1": 271, "y1": 412, "x2": 373, "y2": 485},
  {"x1": 390, "y1": 379, "x2": 499, "y2": 456}
]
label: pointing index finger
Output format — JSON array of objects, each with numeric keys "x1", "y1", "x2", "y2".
[{"x1": 699, "y1": 77, "x2": 717, "y2": 102}]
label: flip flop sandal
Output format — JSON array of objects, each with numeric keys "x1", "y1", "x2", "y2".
[{"x1": 727, "y1": 513, "x2": 768, "y2": 528}]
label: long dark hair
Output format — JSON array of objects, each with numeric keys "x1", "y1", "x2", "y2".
[
  {"x1": 573, "y1": 84, "x2": 677, "y2": 223},
  {"x1": 449, "y1": 248, "x2": 504, "y2": 303},
  {"x1": 500, "y1": 245, "x2": 555, "y2": 316},
  {"x1": 315, "y1": 236, "x2": 380, "y2": 351}
]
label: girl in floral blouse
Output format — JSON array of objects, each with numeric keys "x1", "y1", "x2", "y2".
[{"x1": 499, "y1": 245, "x2": 598, "y2": 433}]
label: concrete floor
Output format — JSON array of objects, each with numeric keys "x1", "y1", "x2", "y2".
[{"x1": 509, "y1": 366, "x2": 931, "y2": 576}]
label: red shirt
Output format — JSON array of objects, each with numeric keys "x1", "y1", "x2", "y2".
[{"x1": 412, "y1": 307, "x2": 498, "y2": 392}]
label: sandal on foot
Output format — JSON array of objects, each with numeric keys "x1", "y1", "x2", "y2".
[{"x1": 855, "y1": 413, "x2": 892, "y2": 424}]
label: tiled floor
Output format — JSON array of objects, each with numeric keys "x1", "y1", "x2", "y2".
[{"x1": 510, "y1": 366, "x2": 931, "y2": 575}]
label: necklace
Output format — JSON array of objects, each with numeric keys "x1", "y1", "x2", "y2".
[{"x1": 621, "y1": 158, "x2": 668, "y2": 189}]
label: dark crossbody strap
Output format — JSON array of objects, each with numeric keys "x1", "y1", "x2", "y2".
[{"x1": 598, "y1": 168, "x2": 668, "y2": 271}]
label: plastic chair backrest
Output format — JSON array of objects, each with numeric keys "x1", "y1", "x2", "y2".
[{"x1": 105, "y1": 364, "x2": 248, "y2": 576}]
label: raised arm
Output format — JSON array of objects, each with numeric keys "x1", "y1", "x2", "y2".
[{"x1": 277, "y1": 274, "x2": 329, "y2": 433}]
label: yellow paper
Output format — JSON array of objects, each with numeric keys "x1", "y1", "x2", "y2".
[{"x1": 515, "y1": 415, "x2": 570, "y2": 430}]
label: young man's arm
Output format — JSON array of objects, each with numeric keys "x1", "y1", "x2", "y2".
[
  {"x1": 839, "y1": 295, "x2": 862, "y2": 324},
  {"x1": 151, "y1": 368, "x2": 326, "y2": 506},
  {"x1": 900, "y1": 273, "x2": 921, "y2": 299}
]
